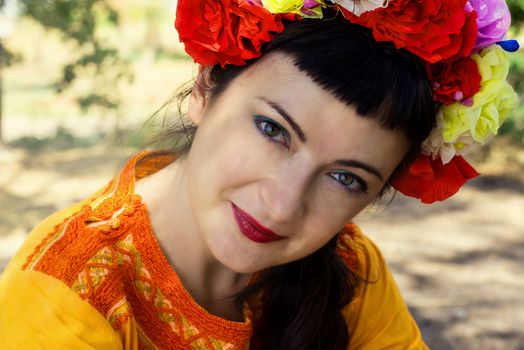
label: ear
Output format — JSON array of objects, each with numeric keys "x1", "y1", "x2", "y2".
[
  {"x1": 188, "y1": 66, "x2": 211, "y2": 125},
  {"x1": 188, "y1": 86, "x2": 206, "y2": 125}
]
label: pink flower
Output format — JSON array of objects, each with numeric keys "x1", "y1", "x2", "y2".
[{"x1": 466, "y1": 0, "x2": 511, "y2": 50}]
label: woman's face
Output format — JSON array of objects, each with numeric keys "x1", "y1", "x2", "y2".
[{"x1": 184, "y1": 54, "x2": 409, "y2": 273}]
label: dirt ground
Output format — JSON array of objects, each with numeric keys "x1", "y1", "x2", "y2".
[{"x1": 1, "y1": 144, "x2": 523, "y2": 350}]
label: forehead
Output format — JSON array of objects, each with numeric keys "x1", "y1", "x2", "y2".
[{"x1": 224, "y1": 53, "x2": 410, "y2": 173}]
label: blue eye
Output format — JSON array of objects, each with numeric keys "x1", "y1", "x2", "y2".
[
  {"x1": 330, "y1": 171, "x2": 368, "y2": 194},
  {"x1": 254, "y1": 115, "x2": 289, "y2": 146}
]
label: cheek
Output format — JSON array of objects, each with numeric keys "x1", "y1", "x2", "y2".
[
  {"x1": 308, "y1": 204, "x2": 363, "y2": 237},
  {"x1": 312, "y1": 176, "x2": 375, "y2": 220},
  {"x1": 187, "y1": 119, "x2": 273, "y2": 198},
  {"x1": 290, "y1": 197, "x2": 370, "y2": 256}
]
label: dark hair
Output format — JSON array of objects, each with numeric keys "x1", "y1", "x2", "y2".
[
  {"x1": 208, "y1": 16, "x2": 435, "y2": 154},
  {"x1": 152, "y1": 10, "x2": 436, "y2": 350}
]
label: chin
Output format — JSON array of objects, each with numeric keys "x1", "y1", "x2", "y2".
[
  {"x1": 213, "y1": 245, "x2": 269, "y2": 274},
  {"x1": 207, "y1": 235, "x2": 271, "y2": 274}
]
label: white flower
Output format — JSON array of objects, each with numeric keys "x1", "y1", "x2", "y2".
[
  {"x1": 422, "y1": 110, "x2": 477, "y2": 164},
  {"x1": 331, "y1": 0, "x2": 388, "y2": 16}
]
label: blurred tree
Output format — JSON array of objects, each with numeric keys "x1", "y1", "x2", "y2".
[
  {"x1": 507, "y1": 0, "x2": 524, "y2": 25},
  {"x1": 0, "y1": 0, "x2": 132, "y2": 144},
  {"x1": 505, "y1": 0, "x2": 524, "y2": 143},
  {"x1": 0, "y1": 0, "x2": 19, "y2": 144}
]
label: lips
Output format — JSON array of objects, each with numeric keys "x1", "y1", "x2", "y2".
[{"x1": 231, "y1": 202, "x2": 287, "y2": 243}]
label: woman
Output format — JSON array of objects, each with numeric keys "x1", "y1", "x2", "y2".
[{"x1": 0, "y1": 1, "x2": 518, "y2": 349}]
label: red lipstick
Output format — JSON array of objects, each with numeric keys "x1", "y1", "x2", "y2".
[{"x1": 231, "y1": 202, "x2": 286, "y2": 243}]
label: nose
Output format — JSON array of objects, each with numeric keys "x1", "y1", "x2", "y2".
[{"x1": 260, "y1": 162, "x2": 311, "y2": 224}]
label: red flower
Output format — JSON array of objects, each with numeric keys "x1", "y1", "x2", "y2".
[
  {"x1": 392, "y1": 154, "x2": 480, "y2": 204},
  {"x1": 342, "y1": 0, "x2": 478, "y2": 63},
  {"x1": 175, "y1": 0, "x2": 286, "y2": 67},
  {"x1": 426, "y1": 57, "x2": 481, "y2": 105}
]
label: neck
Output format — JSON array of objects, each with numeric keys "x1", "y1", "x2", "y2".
[{"x1": 135, "y1": 155, "x2": 250, "y2": 321}]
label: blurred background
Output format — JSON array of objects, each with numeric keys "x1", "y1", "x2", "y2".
[{"x1": 0, "y1": 1, "x2": 523, "y2": 349}]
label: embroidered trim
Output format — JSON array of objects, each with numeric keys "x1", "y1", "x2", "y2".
[
  {"x1": 337, "y1": 224, "x2": 359, "y2": 272},
  {"x1": 23, "y1": 151, "x2": 253, "y2": 350}
]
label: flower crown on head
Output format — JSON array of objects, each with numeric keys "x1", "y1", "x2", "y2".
[{"x1": 175, "y1": 0, "x2": 520, "y2": 204}]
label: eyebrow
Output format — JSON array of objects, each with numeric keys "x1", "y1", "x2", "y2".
[
  {"x1": 334, "y1": 160, "x2": 384, "y2": 181},
  {"x1": 258, "y1": 97, "x2": 383, "y2": 181},
  {"x1": 258, "y1": 97, "x2": 307, "y2": 143}
]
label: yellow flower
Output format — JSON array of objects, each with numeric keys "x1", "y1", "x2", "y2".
[
  {"x1": 262, "y1": 0, "x2": 324, "y2": 18},
  {"x1": 422, "y1": 111, "x2": 477, "y2": 164},
  {"x1": 441, "y1": 45, "x2": 518, "y2": 145}
]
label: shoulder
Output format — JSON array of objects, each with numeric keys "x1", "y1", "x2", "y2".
[
  {"x1": 0, "y1": 168, "x2": 143, "y2": 289},
  {"x1": 337, "y1": 224, "x2": 428, "y2": 350},
  {"x1": 4, "y1": 150, "x2": 171, "y2": 280},
  {"x1": 2, "y1": 177, "x2": 115, "y2": 276},
  {"x1": 336, "y1": 223, "x2": 383, "y2": 281},
  {"x1": 0, "y1": 151, "x2": 165, "y2": 328},
  {"x1": 0, "y1": 265, "x2": 123, "y2": 350},
  {"x1": 0, "y1": 179, "x2": 127, "y2": 349}
]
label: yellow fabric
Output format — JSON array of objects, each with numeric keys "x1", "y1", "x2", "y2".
[
  {"x1": 0, "y1": 270, "x2": 122, "y2": 350},
  {"x1": 0, "y1": 190, "x2": 123, "y2": 350},
  {"x1": 0, "y1": 154, "x2": 428, "y2": 349},
  {"x1": 343, "y1": 228, "x2": 428, "y2": 349}
]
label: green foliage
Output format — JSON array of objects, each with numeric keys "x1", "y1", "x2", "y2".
[
  {"x1": 77, "y1": 93, "x2": 118, "y2": 111},
  {"x1": 502, "y1": 0, "x2": 524, "y2": 144},
  {"x1": 20, "y1": 0, "x2": 131, "y2": 112},
  {"x1": 507, "y1": 0, "x2": 524, "y2": 25},
  {"x1": 2, "y1": 0, "x2": 132, "y2": 113},
  {"x1": 501, "y1": 52, "x2": 524, "y2": 143},
  {"x1": 0, "y1": 41, "x2": 21, "y2": 67},
  {"x1": 499, "y1": 104, "x2": 524, "y2": 143},
  {"x1": 21, "y1": 0, "x2": 118, "y2": 43},
  {"x1": 508, "y1": 52, "x2": 524, "y2": 94},
  {"x1": 8, "y1": 126, "x2": 102, "y2": 150}
]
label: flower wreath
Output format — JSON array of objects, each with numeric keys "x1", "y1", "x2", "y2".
[{"x1": 175, "y1": 0, "x2": 520, "y2": 204}]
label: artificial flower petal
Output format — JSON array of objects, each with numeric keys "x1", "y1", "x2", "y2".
[
  {"x1": 262, "y1": 0, "x2": 324, "y2": 18},
  {"x1": 330, "y1": 0, "x2": 388, "y2": 17},
  {"x1": 467, "y1": 0, "x2": 511, "y2": 50},
  {"x1": 392, "y1": 155, "x2": 480, "y2": 204},
  {"x1": 344, "y1": 0, "x2": 478, "y2": 63},
  {"x1": 441, "y1": 45, "x2": 518, "y2": 144},
  {"x1": 423, "y1": 111, "x2": 477, "y2": 164},
  {"x1": 497, "y1": 39, "x2": 520, "y2": 52},
  {"x1": 175, "y1": 0, "x2": 288, "y2": 67},
  {"x1": 426, "y1": 57, "x2": 482, "y2": 105}
]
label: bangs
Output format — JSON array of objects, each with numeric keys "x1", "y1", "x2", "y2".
[{"x1": 265, "y1": 15, "x2": 436, "y2": 146}]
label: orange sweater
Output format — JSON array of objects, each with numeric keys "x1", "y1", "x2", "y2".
[{"x1": 0, "y1": 151, "x2": 428, "y2": 349}]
